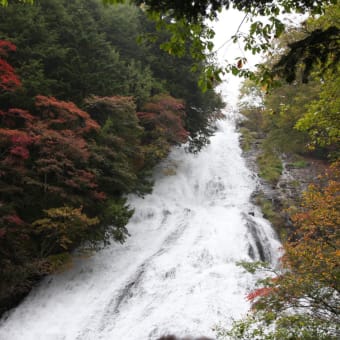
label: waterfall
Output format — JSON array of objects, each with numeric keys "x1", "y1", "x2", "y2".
[{"x1": 0, "y1": 112, "x2": 280, "y2": 340}]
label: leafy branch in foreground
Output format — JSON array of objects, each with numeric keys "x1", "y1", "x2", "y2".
[
  {"x1": 128, "y1": 0, "x2": 338, "y2": 90},
  {"x1": 3, "y1": 0, "x2": 337, "y2": 90}
]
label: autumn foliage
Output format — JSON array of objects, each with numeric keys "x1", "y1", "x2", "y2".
[
  {"x1": 0, "y1": 41, "x2": 191, "y2": 314},
  {"x1": 287, "y1": 163, "x2": 339, "y2": 289},
  {"x1": 138, "y1": 94, "x2": 189, "y2": 145},
  {"x1": 241, "y1": 162, "x2": 340, "y2": 338},
  {"x1": 246, "y1": 287, "x2": 273, "y2": 302},
  {"x1": 137, "y1": 94, "x2": 189, "y2": 166},
  {"x1": 0, "y1": 91, "x2": 190, "y2": 315},
  {"x1": 0, "y1": 0, "x2": 228, "y2": 315},
  {"x1": 0, "y1": 40, "x2": 21, "y2": 91}
]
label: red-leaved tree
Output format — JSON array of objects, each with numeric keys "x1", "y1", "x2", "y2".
[
  {"x1": 137, "y1": 94, "x2": 189, "y2": 166},
  {"x1": 138, "y1": 94, "x2": 189, "y2": 145},
  {"x1": 0, "y1": 40, "x2": 21, "y2": 92}
]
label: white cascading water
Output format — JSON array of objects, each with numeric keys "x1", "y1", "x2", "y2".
[{"x1": 0, "y1": 110, "x2": 281, "y2": 340}]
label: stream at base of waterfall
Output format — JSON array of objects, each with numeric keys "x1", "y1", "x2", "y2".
[{"x1": 0, "y1": 111, "x2": 281, "y2": 340}]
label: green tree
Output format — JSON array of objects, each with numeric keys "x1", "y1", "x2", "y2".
[
  {"x1": 0, "y1": 0, "x2": 153, "y2": 106},
  {"x1": 239, "y1": 3, "x2": 340, "y2": 159},
  {"x1": 85, "y1": 95, "x2": 143, "y2": 195},
  {"x1": 295, "y1": 67, "x2": 340, "y2": 156},
  {"x1": 32, "y1": 206, "x2": 99, "y2": 258},
  {"x1": 114, "y1": 0, "x2": 339, "y2": 88}
]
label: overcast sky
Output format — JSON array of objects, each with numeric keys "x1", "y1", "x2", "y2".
[
  {"x1": 212, "y1": 8, "x2": 306, "y2": 109},
  {"x1": 212, "y1": 8, "x2": 262, "y2": 109}
]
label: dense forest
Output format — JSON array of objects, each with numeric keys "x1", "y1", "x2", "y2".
[{"x1": 0, "y1": 0, "x2": 224, "y2": 314}]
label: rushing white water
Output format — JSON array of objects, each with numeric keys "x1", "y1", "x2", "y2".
[{"x1": 0, "y1": 112, "x2": 280, "y2": 340}]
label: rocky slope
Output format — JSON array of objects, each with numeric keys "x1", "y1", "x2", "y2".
[{"x1": 239, "y1": 127, "x2": 327, "y2": 240}]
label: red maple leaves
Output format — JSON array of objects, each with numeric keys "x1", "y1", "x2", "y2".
[
  {"x1": 0, "y1": 40, "x2": 21, "y2": 91},
  {"x1": 246, "y1": 287, "x2": 273, "y2": 302},
  {"x1": 35, "y1": 95, "x2": 100, "y2": 134},
  {"x1": 138, "y1": 94, "x2": 189, "y2": 145}
]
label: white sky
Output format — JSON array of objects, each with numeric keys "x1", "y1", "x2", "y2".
[
  {"x1": 212, "y1": 8, "x2": 307, "y2": 108},
  {"x1": 212, "y1": 9, "x2": 262, "y2": 108}
]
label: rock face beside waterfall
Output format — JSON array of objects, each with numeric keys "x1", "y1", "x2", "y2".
[{"x1": 239, "y1": 126, "x2": 327, "y2": 240}]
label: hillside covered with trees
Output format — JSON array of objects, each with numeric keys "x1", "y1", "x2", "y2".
[{"x1": 0, "y1": 0, "x2": 224, "y2": 315}]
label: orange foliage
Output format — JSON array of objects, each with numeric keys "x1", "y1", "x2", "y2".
[
  {"x1": 285, "y1": 162, "x2": 340, "y2": 287},
  {"x1": 246, "y1": 287, "x2": 273, "y2": 301},
  {"x1": 248, "y1": 162, "x2": 340, "y2": 321}
]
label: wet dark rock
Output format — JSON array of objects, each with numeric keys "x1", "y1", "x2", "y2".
[
  {"x1": 246, "y1": 218, "x2": 268, "y2": 262},
  {"x1": 248, "y1": 245, "x2": 255, "y2": 259},
  {"x1": 239, "y1": 127, "x2": 327, "y2": 240}
]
